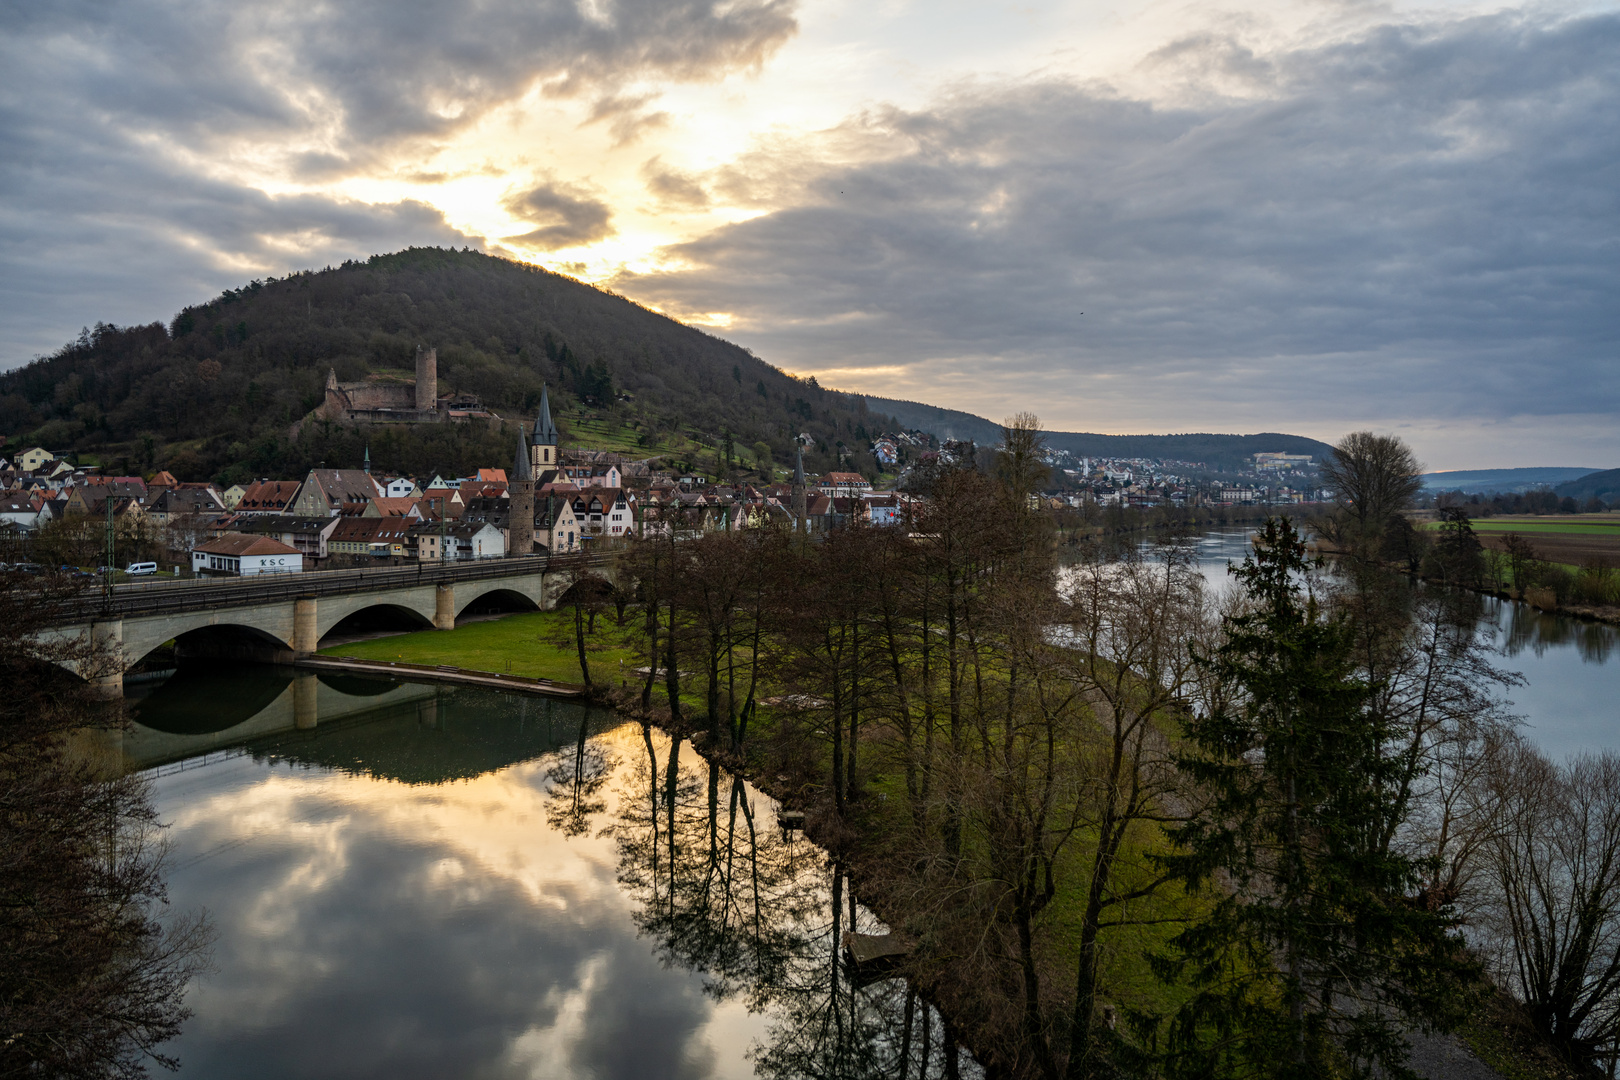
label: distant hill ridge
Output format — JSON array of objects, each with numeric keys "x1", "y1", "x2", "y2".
[
  {"x1": 865, "y1": 395, "x2": 1335, "y2": 472},
  {"x1": 1422, "y1": 467, "x2": 1605, "y2": 494},
  {"x1": 1556, "y1": 469, "x2": 1620, "y2": 502}
]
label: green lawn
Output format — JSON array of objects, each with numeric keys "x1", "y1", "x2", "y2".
[{"x1": 318, "y1": 610, "x2": 638, "y2": 686}]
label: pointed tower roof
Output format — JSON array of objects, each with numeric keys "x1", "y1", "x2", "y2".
[
  {"x1": 533, "y1": 385, "x2": 559, "y2": 446},
  {"x1": 363, "y1": 445, "x2": 371, "y2": 475},
  {"x1": 511, "y1": 428, "x2": 533, "y2": 483}
]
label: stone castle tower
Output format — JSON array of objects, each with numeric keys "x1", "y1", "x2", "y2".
[
  {"x1": 530, "y1": 385, "x2": 559, "y2": 471},
  {"x1": 508, "y1": 428, "x2": 534, "y2": 557},
  {"x1": 415, "y1": 345, "x2": 437, "y2": 411}
]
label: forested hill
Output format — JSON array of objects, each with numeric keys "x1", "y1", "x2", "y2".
[
  {"x1": 0, "y1": 247, "x2": 893, "y2": 483},
  {"x1": 865, "y1": 395, "x2": 1335, "y2": 471}
]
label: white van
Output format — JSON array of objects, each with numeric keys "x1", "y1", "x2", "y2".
[{"x1": 125, "y1": 562, "x2": 158, "y2": 576}]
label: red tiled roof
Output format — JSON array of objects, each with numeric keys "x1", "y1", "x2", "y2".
[
  {"x1": 238, "y1": 480, "x2": 301, "y2": 510},
  {"x1": 193, "y1": 532, "x2": 300, "y2": 557}
]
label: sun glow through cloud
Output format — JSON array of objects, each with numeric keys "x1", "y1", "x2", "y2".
[{"x1": 2, "y1": 0, "x2": 1618, "y2": 467}]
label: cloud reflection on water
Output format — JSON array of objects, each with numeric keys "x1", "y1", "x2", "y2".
[{"x1": 155, "y1": 725, "x2": 759, "y2": 1080}]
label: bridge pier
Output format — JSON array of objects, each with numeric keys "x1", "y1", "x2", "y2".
[
  {"x1": 90, "y1": 619, "x2": 124, "y2": 700},
  {"x1": 293, "y1": 671, "x2": 319, "y2": 729},
  {"x1": 435, "y1": 584, "x2": 455, "y2": 630},
  {"x1": 293, "y1": 598, "x2": 318, "y2": 656}
]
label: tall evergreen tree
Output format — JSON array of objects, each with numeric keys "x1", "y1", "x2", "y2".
[{"x1": 1151, "y1": 518, "x2": 1476, "y2": 1079}]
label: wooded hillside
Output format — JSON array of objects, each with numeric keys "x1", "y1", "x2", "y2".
[{"x1": 0, "y1": 248, "x2": 894, "y2": 483}]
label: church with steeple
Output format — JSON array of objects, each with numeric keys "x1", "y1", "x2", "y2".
[{"x1": 529, "y1": 385, "x2": 560, "y2": 476}]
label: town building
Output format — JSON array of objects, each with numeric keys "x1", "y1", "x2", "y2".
[
  {"x1": 192, "y1": 533, "x2": 303, "y2": 576},
  {"x1": 535, "y1": 495, "x2": 580, "y2": 553},
  {"x1": 286, "y1": 469, "x2": 384, "y2": 517},
  {"x1": 235, "y1": 480, "x2": 303, "y2": 515},
  {"x1": 818, "y1": 471, "x2": 872, "y2": 496},
  {"x1": 327, "y1": 517, "x2": 411, "y2": 559},
  {"x1": 234, "y1": 515, "x2": 341, "y2": 562},
  {"x1": 16, "y1": 447, "x2": 56, "y2": 473},
  {"x1": 444, "y1": 520, "x2": 506, "y2": 561}
]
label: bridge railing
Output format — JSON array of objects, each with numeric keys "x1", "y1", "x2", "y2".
[{"x1": 35, "y1": 552, "x2": 616, "y2": 624}]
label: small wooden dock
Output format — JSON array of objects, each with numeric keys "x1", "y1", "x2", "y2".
[{"x1": 842, "y1": 932, "x2": 910, "y2": 985}]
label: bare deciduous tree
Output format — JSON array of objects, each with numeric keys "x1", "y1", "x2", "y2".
[
  {"x1": 1476, "y1": 743, "x2": 1620, "y2": 1070},
  {"x1": 1317, "y1": 431, "x2": 1425, "y2": 558}
]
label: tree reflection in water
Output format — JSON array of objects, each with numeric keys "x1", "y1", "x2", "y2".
[
  {"x1": 1495, "y1": 594, "x2": 1616, "y2": 663},
  {"x1": 545, "y1": 708, "x2": 616, "y2": 837},
  {"x1": 610, "y1": 724, "x2": 978, "y2": 1079}
]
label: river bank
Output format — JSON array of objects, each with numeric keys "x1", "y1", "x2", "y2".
[{"x1": 1311, "y1": 535, "x2": 1620, "y2": 629}]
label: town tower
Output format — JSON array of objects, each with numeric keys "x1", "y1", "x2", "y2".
[
  {"x1": 508, "y1": 429, "x2": 534, "y2": 557},
  {"x1": 415, "y1": 345, "x2": 437, "y2": 411}
]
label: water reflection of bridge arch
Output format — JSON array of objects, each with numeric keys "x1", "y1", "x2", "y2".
[{"x1": 122, "y1": 668, "x2": 608, "y2": 778}]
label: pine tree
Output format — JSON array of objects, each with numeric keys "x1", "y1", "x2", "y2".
[{"x1": 1151, "y1": 517, "x2": 1476, "y2": 1079}]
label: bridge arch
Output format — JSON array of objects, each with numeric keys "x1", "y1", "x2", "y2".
[
  {"x1": 455, "y1": 585, "x2": 542, "y2": 622},
  {"x1": 313, "y1": 590, "x2": 438, "y2": 641},
  {"x1": 121, "y1": 612, "x2": 294, "y2": 671},
  {"x1": 317, "y1": 603, "x2": 435, "y2": 648}
]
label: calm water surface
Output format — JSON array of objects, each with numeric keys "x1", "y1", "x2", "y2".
[
  {"x1": 131, "y1": 674, "x2": 967, "y2": 1079},
  {"x1": 1185, "y1": 528, "x2": 1619, "y2": 759}
]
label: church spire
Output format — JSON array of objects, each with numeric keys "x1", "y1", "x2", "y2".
[
  {"x1": 363, "y1": 445, "x2": 371, "y2": 475},
  {"x1": 531, "y1": 385, "x2": 559, "y2": 470},
  {"x1": 511, "y1": 427, "x2": 532, "y2": 482},
  {"x1": 534, "y1": 385, "x2": 559, "y2": 446}
]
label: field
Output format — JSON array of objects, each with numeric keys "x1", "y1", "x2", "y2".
[
  {"x1": 1427, "y1": 515, "x2": 1620, "y2": 567},
  {"x1": 1466, "y1": 517, "x2": 1620, "y2": 536}
]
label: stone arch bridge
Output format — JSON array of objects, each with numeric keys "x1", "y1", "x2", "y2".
[{"x1": 40, "y1": 554, "x2": 618, "y2": 697}]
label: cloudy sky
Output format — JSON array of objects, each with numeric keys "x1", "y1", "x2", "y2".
[{"x1": 2, "y1": 0, "x2": 1616, "y2": 469}]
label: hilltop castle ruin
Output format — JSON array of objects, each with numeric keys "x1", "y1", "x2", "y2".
[{"x1": 316, "y1": 345, "x2": 499, "y2": 425}]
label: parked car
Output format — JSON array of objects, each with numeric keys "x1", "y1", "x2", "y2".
[{"x1": 125, "y1": 562, "x2": 158, "y2": 576}]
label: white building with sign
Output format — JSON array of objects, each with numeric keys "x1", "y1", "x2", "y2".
[{"x1": 192, "y1": 532, "x2": 304, "y2": 576}]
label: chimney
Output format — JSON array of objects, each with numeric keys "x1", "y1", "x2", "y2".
[{"x1": 415, "y1": 346, "x2": 437, "y2": 411}]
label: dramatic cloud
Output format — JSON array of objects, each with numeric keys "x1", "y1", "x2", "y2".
[
  {"x1": 503, "y1": 177, "x2": 617, "y2": 249},
  {"x1": 1, "y1": 0, "x2": 797, "y2": 163},
  {"x1": 2, "y1": 0, "x2": 1615, "y2": 463},
  {"x1": 641, "y1": 157, "x2": 712, "y2": 209},
  {"x1": 618, "y1": 12, "x2": 1620, "y2": 461},
  {"x1": 0, "y1": 0, "x2": 797, "y2": 357},
  {"x1": 0, "y1": 108, "x2": 477, "y2": 358}
]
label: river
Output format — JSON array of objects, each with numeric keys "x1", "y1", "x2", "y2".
[
  {"x1": 1184, "y1": 528, "x2": 1618, "y2": 760},
  {"x1": 128, "y1": 673, "x2": 970, "y2": 1079}
]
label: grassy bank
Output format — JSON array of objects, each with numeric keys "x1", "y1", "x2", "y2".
[{"x1": 318, "y1": 610, "x2": 638, "y2": 686}]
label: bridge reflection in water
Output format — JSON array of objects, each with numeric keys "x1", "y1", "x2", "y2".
[{"x1": 120, "y1": 665, "x2": 607, "y2": 779}]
